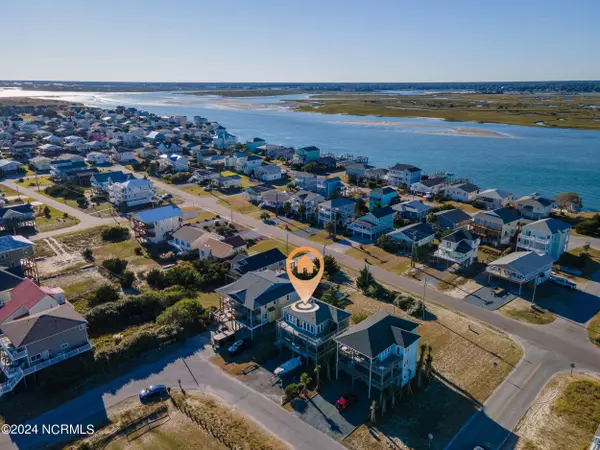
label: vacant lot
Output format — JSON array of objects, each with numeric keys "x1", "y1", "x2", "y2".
[
  {"x1": 344, "y1": 289, "x2": 523, "y2": 450},
  {"x1": 180, "y1": 184, "x2": 214, "y2": 197},
  {"x1": 17, "y1": 175, "x2": 55, "y2": 189},
  {"x1": 346, "y1": 245, "x2": 411, "y2": 275},
  {"x1": 217, "y1": 194, "x2": 261, "y2": 216},
  {"x1": 500, "y1": 298, "x2": 556, "y2": 325},
  {"x1": 35, "y1": 205, "x2": 80, "y2": 232},
  {"x1": 221, "y1": 170, "x2": 255, "y2": 188},
  {"x1": 248, "y1": 238, "x2": 294, "y2": 255},
  {"x1": 507, "y1": 373, "x2": 600, "y2": 450}
]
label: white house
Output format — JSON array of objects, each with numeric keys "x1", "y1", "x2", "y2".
[
  {"x1": 86, "y1": 151, "x2": 111, "y2": 165},
  {"x1": 486, "y1": 251, "x2": 554, "y2": 295},
  {"x1": 387, "y1": 164, "x2": 422, "y2": 187},
  {"x1": 131, "y1": 205, "x2": 183, "y2": 244},
  {"x1": 135, "y1": 146, "x2": 158, "y2": 159},
  {"x1": 517, "y1": 218, "x2": 571, "y2": 261},
  {"x1": 214, "y1": 175, "x2": 242, "y2": 189},
  {"x1": 106, "y1": 178, "x2": 155, "y2": 208},
  {"x1": 444, "y1": 182, "x2": 480, "y2": 203},
  {"x1": 212, "y1": 132, "x2": 238, "y2": 150},
  {"x1": 253, "y1": 164, "x2": 283, "y2": 181},
  {"x1": 0, "y1": 159, "x2": 24, "y2": 174},
  {"x1": 159, "y1": 154, "x2": 189, "y2": 173},
  {"x1": 29, "y1": 156, "x2": 52, "y2": 172},
  {"x1": 260, "y1": 190, "x2": 291, "y2": 210},
  {"x1": 290, "y1": 190, "x2": 325, "y2": 218},
  {"x1": 476, "y1": 189, "x2": 515, "y2": 210},
  {"x1": 293, "y1": 172, "x2": 318, "y2": 191},
  {"x1": 410, "y1": 177, "x2": 446, "y2": 197},
  {"x1": 239, "y1": 156, "x2": 263, "y2": 175},
  {"x1": 514, "y1": 193, "x2": 556, "y2": 220},
  {"x1": 110, "y1": 146, "x2": 136, "y2": 163},
  {"x1": 434, "y1": 229, "x2": 480, "y2": 267},
  {"x1": 318, "y1": 198, "x2": 356, "y2": 226}
]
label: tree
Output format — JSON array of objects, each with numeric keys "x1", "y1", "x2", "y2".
[
  {"x1": 555, "y1": 192, "x2": 582, "y2": 212},
  {"x1": 101, "y1": 226, "x2": 131, "y2": 242},
  {"x1": 370, "y1": 400, "x2": 377, "y2": 424},
  {"x1": 260, "y1": 211, "x2": 271, "y2": 221},
  {"x1": 575, "y1": 214, "x2": 600, "y2": 237},
  {"x1": 325, "y1": 221, "x2": 336, "y2": 238},
  {"x1": 102, "y1": 258, "x2": 128, "y2": 275},
  {"x1": 282, "y1": 201, "x2": 292, "y2": 214},
  {"x1": 90, "y1": 284, "x2": 120, "y2": 306},
  {"x1": 43, "y1": 206, "x2": 51, "y2": 219},
  {"x1": 354, "y1": 198, "x2": 367, "y2": 217},
  {"x1": 347, "y1": 173, "x2": 358, "y2": 185},
  {"x1": 121, "y1": 271, "x2": 136, "y2": 289},
  {"x1": 146, "y1": 268, "x2": 165, "y2": 289},
  {"x1": 356, "y1": 264, "x2": 374, "y2": 293},
  {"x1": 82, "y1": 248, "x2": 93, "y2": 261},
  {"x1": 376, "y1": 234, "x2": 397, "y2": 252},
  {"x1": 156, "y1": 298, "x2": 208, "y2": 330},
  {"x1": 323, "y1": 254, "x2": 340, "y2": 277},
  {"x1": 303, "y1": 162, "x2": 320, "y2": 174},
  {"x1": 297, "y1": 204, "x2": 307, "y2": 219},
  {"x1": 320, "y1": 286, "x2": 344, "y2": 308},
  {"x1": 300, "y1": 372, "x2": 312, "y2": 396}
]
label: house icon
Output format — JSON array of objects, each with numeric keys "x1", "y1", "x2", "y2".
[{"x1": 296, "y1": 255, "x2": 316, "y2": 274}]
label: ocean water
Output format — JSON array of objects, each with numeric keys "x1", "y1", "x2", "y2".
[{"x1": 4, "y1": 89, "x2": 600, "y2": 210}]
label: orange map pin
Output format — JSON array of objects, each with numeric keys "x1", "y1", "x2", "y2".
[{"x1": 286, "y1": 246, "x2": 324, "y2": 305}]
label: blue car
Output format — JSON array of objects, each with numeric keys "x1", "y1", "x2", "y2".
[{"x1": 139, "y1": 384, "x2": 168, "y2": 402}]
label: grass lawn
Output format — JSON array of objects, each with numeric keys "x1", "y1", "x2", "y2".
[
  {"x1": 0, "y1": 183, "x2": 20, "y2": 197},
  {"x1": 346, "y1": 244, "x2": 411, "y2": 275},
  {"x1": 559, "y1": 247, "x2": 600, "y2": 278},
  {"x1": 217, "y1": 194, "x2": 261, "y2": 215},
  {"x1": 209, "y1": 341, "x2": 280, "y2": 378},
  {"x1": 343, "y1": 290, "x2": 523, "y2": 450},
  {"x1": 35, "y1": 205, "x2": 80, "y2": 232},
  {"x1": 477, "y1": 245, "x2": 503, "y2": 264},
  {"x1": 55, "y1": 225, "x2": 111, "y2": 252},
  {"x1": 275, "y1": 216, "x2": 312, "y2": 233},
  {"x1": 220, "y1": 170, "x2": 255, "y2": 187},
  {"x1": 93, "y1": 239, "x2": 142, "y2": 261},
  {"x1": 17, "y1": 176, "x2": 55, "y2": 189},
  {"x1": 307, "y1": 229, "x2": 330, "y2": 245},
  {"x1": 508, "y1": 373, "x2": 600, "y2": 450},
  {"x1": 588, "y1": 311, "x2": 600, "y2": 348},
  {"x1": 443, "y1": 201, "x2": 480, "y2": 214},
  {"x1": 37, "y1": 190, "x2": 81, "y2": 209},
  {"x1": 197, "y1": 292, "x2": 220, "y2": 309},
  {"x1": 500, "y1": 298, "x2": 556, "y2": 325},
  {"x1": 180, "y1": 184, "x2": 213, "y2": 197},
  {"x1": 248, "y1": 238, "x2": 294, "y2": 255},
  {"x1": 437, "y1": 272, "x2": 470, "y2": 292},
  {"x1": 62, "y1": 279, "x2": 105, "y2": 303}
]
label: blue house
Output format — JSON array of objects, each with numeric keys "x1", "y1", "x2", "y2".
[
  {"x1": 348, "y1": 206, "x2": 396, "y2": 240},
  {"x1": 294, "y1": 146, "x2": 321, "y2": 164},
  {"x1": 246, "y1": 137, "x2": 267, "y2": 153},
  {"x1": 370, "y1": 187, "x2": 398, "y2": 208},
  {"x1": 317, "y1": 177, "x2": 343, "y2": 199},
  {"x1": 91, "y1": 171, "x2": 136, "y2": 192},
  {"x1": 393, "y1": 200, "x2": 433, "y2": 221}
]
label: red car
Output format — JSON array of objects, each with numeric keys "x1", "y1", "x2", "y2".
[{"x1": 335, "y1": 393, "x2": 358, "y2": 412}]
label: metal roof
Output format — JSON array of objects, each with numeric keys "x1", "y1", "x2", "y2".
[{"x1": 133, "y1": 205, "x2": 182, "y2": 224}]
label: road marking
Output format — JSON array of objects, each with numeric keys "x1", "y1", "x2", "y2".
[{"x1": 496, "y1": 362, "x2": 542, "y2": 419}]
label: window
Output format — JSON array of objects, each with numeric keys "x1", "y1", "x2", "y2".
[
  {"x1": 30, "y1": 353, "x2": 42, "y2": 362},
  {"x1": 60, "y1": 342, "x2": 69, "y2": 351}
]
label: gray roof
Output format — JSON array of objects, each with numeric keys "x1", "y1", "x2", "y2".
[
  {"x1": 417, "y1": 177, "x2": 446, "y2": 187},
  {"x1": 435, "y1": 208, "x2": 471, "y2": 224},
  {"x1": 172, "y1": 225, "x2": 205, "y2": 243},
  {"x1": 215, "y1": 270, "x2": 296, "y2": 310},
  {"x1": 481, "y1": 207, "x2": 521, "y2": 224},
  {"x1": 489, "y1": 251, "x2": 554, "y2": 275},
  {"x1": 230, "y1": 248, "x2": 286, "y2": 275},
  {"x1": 395, "y1": 200, "x2": 432, "y2": 214},
  {"x1": 320, "y1": 198, "x2": 355, "y2": 209},
  {"x1": 478, "y1": 188, "x2": 513, "y2": 200},
  {"x1": 335, "y1": 311, "x2": 420, "y2": 358},
  {"x1": 284, "y1": 299, "x2": 351, "y2": 326},
  {"x1": 389, "y1": 222, "x2": 436, "y2": 242},
  {"x1": 443, "y1": 229, "x2": 477, "y2": 244},
  {"x1": 454, "y1": 182, "x2": 479, "y2": 193},
  {"x1": 523, "y1": 218, "x2": 571, "y2": 234},
  {"x1": 390, "y1": 163, "x2": 421, "y2": 172}
]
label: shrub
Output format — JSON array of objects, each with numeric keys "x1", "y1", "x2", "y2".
[
  {"x1": 134, "y1": 247, "x2": 143, "y2": 256},
  {"x1": 575, "y1": 214, "x2": 600, "y2": 237},
  {"x1": 89, "y1": 284, "x2": 120, "y2": 306},
  {"x1": 323, "y1": 255, "x2": 340, "y2": 277},
  {"x1": 76, "y1": 197, "x2": 89, "y2": 208},
  {"x1": 121, "y1": 271, "x2": 136, "y2": 289},
  {"x1": 43, "y1": 205, "x2": 51, "y2": 219},
  {"x1": 156, "y1": 298, "x2": 209, "y2": 330},
  {"x1": 102, "y1": 258, "x2": 128, "y2": 275},
  {"x1": 82, "y1": 248, "x2": 93, "y2": 260},
  {"x1": 101, "y1": 226, "x2": 131, "y2": 242},
  {"x1": 284, "y1": 383, "x2": 301, "y2": 401},
  {"x1": 376, "y1": 234, "x2": 398, "y2": 252},
  {"x1": 352, "y1": 312, "x2": 370, "y2": 324}
]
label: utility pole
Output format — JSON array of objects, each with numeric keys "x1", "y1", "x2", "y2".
[
  {"x1": 530, "y1": 272, "x2": 543, "y2": 311},
  {"x1": 411, "y1": 230, "x2": 417, "y2": 268},
  {"x1": 422, "y1": 278, "x2": 427, "y2": 319}
]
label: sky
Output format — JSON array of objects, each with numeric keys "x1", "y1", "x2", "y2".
[{"x1": 1, "y1": 0, "x2": 599, "y2": 83}]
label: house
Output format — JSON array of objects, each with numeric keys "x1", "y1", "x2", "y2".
[
  {"x1": 345, "y1": 163, "x2": 368, "y2": 179},
  {"x1": 387, "y1": 164, "x2": 422, "y2": 187},
  {"x1": 365, "y1": 168, "x2": 388, "y2": 181},
  {"x1": 253, "y1": 164, "x2": 283, "y2": 181},
  {"x1": 49, "y1": 154, "x2": 88, "y2": 179},
  {"x1": 0, "y1": 159, "x2": 24, "y2": 175},
  {"x1": 314, "y1": 156, "x2": 337, "y2": 170},
  {"x1": 197, "y1": 235, "x2": 237, "y2": 261},
  {"x1": 0, "y1": 279, "x2": 65, "y2": 324},
  {"x1": 0, "y1": 303, "x2": 92, "y2": 397},
  {"x1": 86, "y1": 151, "x2": 111, "y2": 165},
  {"x1": 257, "y1": 144, "x2": 294, "y2": 160},
  {"x1": 293, "y1": 172, "x2": 318, "y2": 191},
  {"x1": 293, "y1": 146, "x2": 320, "y2": 164},
  {"x1": 130, "y1": 205, "x2": 183, "y2": 244},
  {"x1": 590, "y1": 424, "x2": 600, "y2": 450},
  {"x1": 277, "y1": 298, "x2": 351, "y2": 364},
  {"x1": 514, "y1": 193, "x2": 556, "y2": 220},
  {"x1": 37, "y1": 143, "x2": 63, "y2": 156},
  {"x1": 244, "y1": 184, "x2": 274, "y2": 203},
  {"x1": 290, "y1": 190, "x2": 325, "y2": 218},
  {"x1": 91, "y1": 171, "x2": 136, "y2": 192},
  {"x1": 517, "y1": 218, "x2": 571, "y2": 260},
  {"x1": 486, "y1": 251, "x2": 554, "y2": 295},
  {"x1": 0, "y1": 204, "x2": 36, "y2": 231},
  {"x1": 230, "y1": 248, "x2": 287, "y2": 276},
  {"x1": 470, "y1": 207, "x2": 523, "y2": 246},
  {"x1": 0, "y1": 268, "x2": 25, "y2": 304},
  {"x1": 434, "y1": 229, "x2": 480, "y2": 267},
  {"x1": 434, "y1": 208, "x2": 472, "y2": 230},
  {"x1": 260, "y1": 190, "x2": 291, "y2": 210},
  {"x1": 239, "y1": 155, "x2": 263, "y2": 175},
  {"x1": 317, "y1": 177, "x2": 343, "y2": 199},
  {"x1": 476, "y1": 189, "x2": 515, "y2": 210},
  {"x1": 170, "y1": 225, "x2": 208, "y2": 254},
  {"x1": 106, "y1": 178, "x2": 155, "y2": 208},
  {"x1": 216, "y1": 270, "x2": 299, "y2": 339},
  {"x1": 246, "y1": 137, "x2": 267, "y2": 152},
  {"x1": 410, "y1": 177, "x2": 446, "y2": 197},
  {"x1": 159, "y1": 154, "x2": 189, "y2": 173},
  {"x1": 388, "y1": 222, "x2": 436, "y2": 249},
  {"x1": 135, "y1": 146, "x2": 158, "y2": 159},
  {"x1": 393, "y1": 200, "x2": 432, "y2": 221},
  {"x1": 214, "y1": 175, "x2": 242, "y2": 189},
  {"x1": 10, "y1": 141, "x2": 36, "y2": 158},
  {"x1": 28, "y1": 156, "x2": 52, "y2": 172},
  {"x1": 444, "y1": 182, "x2": 480, "y2": 203},
  {"x1": 110, "y1": 146, "x2": 136, "y2": 163},
  {"x1": 318, "y1": 198, "x2": 356, "y2": 226},
  {"x1": 145, "y1": 131, "x2": 165, "y2": 143},
  {"x1": 370, "y1": 187, "x2": 398, "y2": 208},
  {"x1": 212, "y1": 132, "x2": 238, "y2": 150},
  {"x1": 348, "y1": 206, "x2": 396, "y2": 240},
  {"x1": 205, "y1": 154, "x2": 227, "y2": 167},
  {"x1": 189, "y1": 169, "x2": 220, "y2": 185},
  {"x1": 335, "y1": 311, "x2": 420, "y2": 399}
]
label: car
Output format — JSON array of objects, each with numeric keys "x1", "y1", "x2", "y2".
[
  {"x1": 205, "y1": 186, "x2": 213, "y2": 191},
  {"x1": 139, "y1": 384, "x2": 168, "y2": 402},
  {"x1": 162, "y1": 193, "x2": 173, "y2": 200},
  {"x1": 228, "y1": 339, "x2": 247, "y2": 355},
  {"x1": 549, "y1": 275, "x2": 576, "y2": 290},
  {"x1": 335, "y1": 393, "x2": 358, "y2": 412}
]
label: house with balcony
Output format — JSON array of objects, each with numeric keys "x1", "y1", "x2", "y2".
[
  {"x1": 106, "y1": 178, "x2": 155, "y2": 209},
  {"x1": 0, "y1": 303, "x2": 92, "y2": 397},
  {"x1": 260, "y1": 190, "x2": 291, "y2": 210},
  {"x1": 410, "y1": 177, "x2": 446, "y2": 197},
  {"x1": 159, "y1": 154, "x2": 189, "y2": 173},
  {"x1": 230, "y1": 248, "x2": 287, "y2": 276},
  {"x1": 91, "y1": 171, "x2": 136, "y2": 193},
  {"x1": 170, "y1": 225, "x2": 207, "y2": 254},
  {"x1": 434, "y1": 229, "x2": 480, "y2": 267},
  {"x1": 0, "y1": 205, "x2": 36, "y2": 233},
  {"x1": 318, "y1": 198, "x2": 356, "y2": 227},
  {"x1": 277, "y1": 299, "x2": 351, "y2": 364},
  {"x1": 239, "y1": 155, "x2": 263, "y2": 175},
  {"x1": 49, "y1": 154, "x2": 88, "y2": 180},
  {"x1": 486, "y1": 251, "x2": 554, "y2": 295},
  {"x1": 388, "y1": 222, "x2": 436, "y2": 250},
  {"x1": 0, "y1": 235, "x2": 38, "y2": 280},
  {"x1": 444, "y1": 182, "x2": 480, "y2": 203},
  {"x1": 212, "y1": 132, "x2": 238, "y2": 150},
  {"x1": 29, "y1": 156, "x2": 52, "y2": 172},
  {"x1": 130, "y1": 205, "x2": 183, "y2": 244},
  {"x1": 9, "y1": 141, "x2": 36, "y2": 158},
  {"x1": 348, "y1": 206, "x2": 395, "y2": 240},
  {"x1": 370, "y1": 187, "x2": 398, "y2": 208},
  {"x1": 214, "y1": 175, "x2": 242, "y2": 190},
  {"x1": 393, "y1": 200, "x2": 432, "y2": 221},
  {"x1": 514, "y1": 193, "x2": 555, "y2": 220},
  {"x1": 246, "y1": 137, "x2": 267, "y2": 152},
  {"x1": 345, "y1": 163, "x2": 368, "y2": 179},
  {"x1": 197, "y1": 235, "x2": 237, "y2": 261},
  {"x1": 0, "y1": 279, "x2": 65, "y2": 323},
  {"x1": 434, "y1": 208, "x2": 472, "y2": 230},
  {"x1": 0, "y1": 159, "x2": 24, "y2": 175},
  {"x1": 85, "y1": 151, "x2": 111, "y2": 165},
  {"x1": 290, "y1": 190, "x2": 325, "y2": 219},
  {"x1": 516, "y1": 218, "x2": 571, "y2": 260},
  {"x1": 387, "y1": 164, "x2": 421, "y2": 188},
  {"x1": 189, "y1": 169, "x2": 220, "y2": 185},
  {"x1": 244, "y1": 184, "x2": 275, "y2": 203},
  {"x1": 216, "y1": 270, "x2": 299, "y2": 339},
  {"x1": 110, "y1": 146, "x2": 136, "y2": 163},
  {"x1": 293, "y1": 146, "x2": 320, "y2": 164},
  {"x1": 476, "y1": 189, "x2": 515, "y2": 210},
  {"x1": 259, "y1": 144, "x2": 295, "y2": 161},
  {"x1": 335, "y1": 311, "x2": 420, "y2": 399},
  {"x1": 253, "y1": 164, "x2": 283, "y2": 181},
  {"x1": 470, "y1": 207, "x2": 523, "y2": 247},
  {"x1": 293, "y1": 172, "x2": 318, "y2": 191},
  {"x1": 317, "y1": 176, "x2": 343, "y2": 199}
]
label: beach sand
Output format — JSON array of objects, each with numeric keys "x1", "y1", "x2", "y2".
[{"x1": 338, "y1": 119, "x2": 511, "y2": 138}]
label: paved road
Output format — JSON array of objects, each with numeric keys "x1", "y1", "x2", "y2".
[
  {"x1": 569, "y1": 233, "x2": 600, "y2": 250},
  {"x1": 0, "y1": 334, "x2": 343, "y2": 450}
]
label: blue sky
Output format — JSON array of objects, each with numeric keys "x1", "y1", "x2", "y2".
[{"x1": 1, "y1": 0, "x2": 599, "y2": 82}]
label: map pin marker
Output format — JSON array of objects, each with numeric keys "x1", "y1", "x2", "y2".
[{"x1": 286, "y1": 246, "x2": 324, "y2": 305}]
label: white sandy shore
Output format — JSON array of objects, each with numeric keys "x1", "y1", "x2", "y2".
[{"x1": 337, "y1": 120, "x2": 511, "y2": 138}]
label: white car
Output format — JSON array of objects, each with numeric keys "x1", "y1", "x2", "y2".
[{"x1": 549, "y1": 275, "x2": 576, "y2": 290}]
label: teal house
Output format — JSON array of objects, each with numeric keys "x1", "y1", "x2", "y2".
[
  {"x1": 370, "y1": 187, "x2": 398, "y2": 208},
  {"x1": 317, "y1": 176, "x2": 343, "y2": 199},
  {"x1": 348, "y1": 206, "x2": 396, "y2": 240},
  {"x1": 294, "y1": 146, "x2": 321, "y2": 164}
]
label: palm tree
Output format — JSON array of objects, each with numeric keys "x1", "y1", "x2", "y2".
[
  {"x1": 314, "y1": 364, "x2": 321, "y2": 390},
  {"x1": 298, "y1": 204, "x2": 307, "y2": 220},
  {"x1": 260, "y1": 211, "x2": 270, "y2": 221},
  {"x1": 417, "y1": 344, "x2": 426, "y2": 389},
  {"x1": 370, "y1": 400, "x2": 377, "y2": 425},
  {"x1": 300, "y1": 372, "x2": 312, "y2": 397}
]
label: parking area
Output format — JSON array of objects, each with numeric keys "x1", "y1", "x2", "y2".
[
  {"x1": 290, "y1": 374, "x2": 370, "y2": 440},
  {"x1": 465, "y1": 285, "x2": 517, "y2": 310}
]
